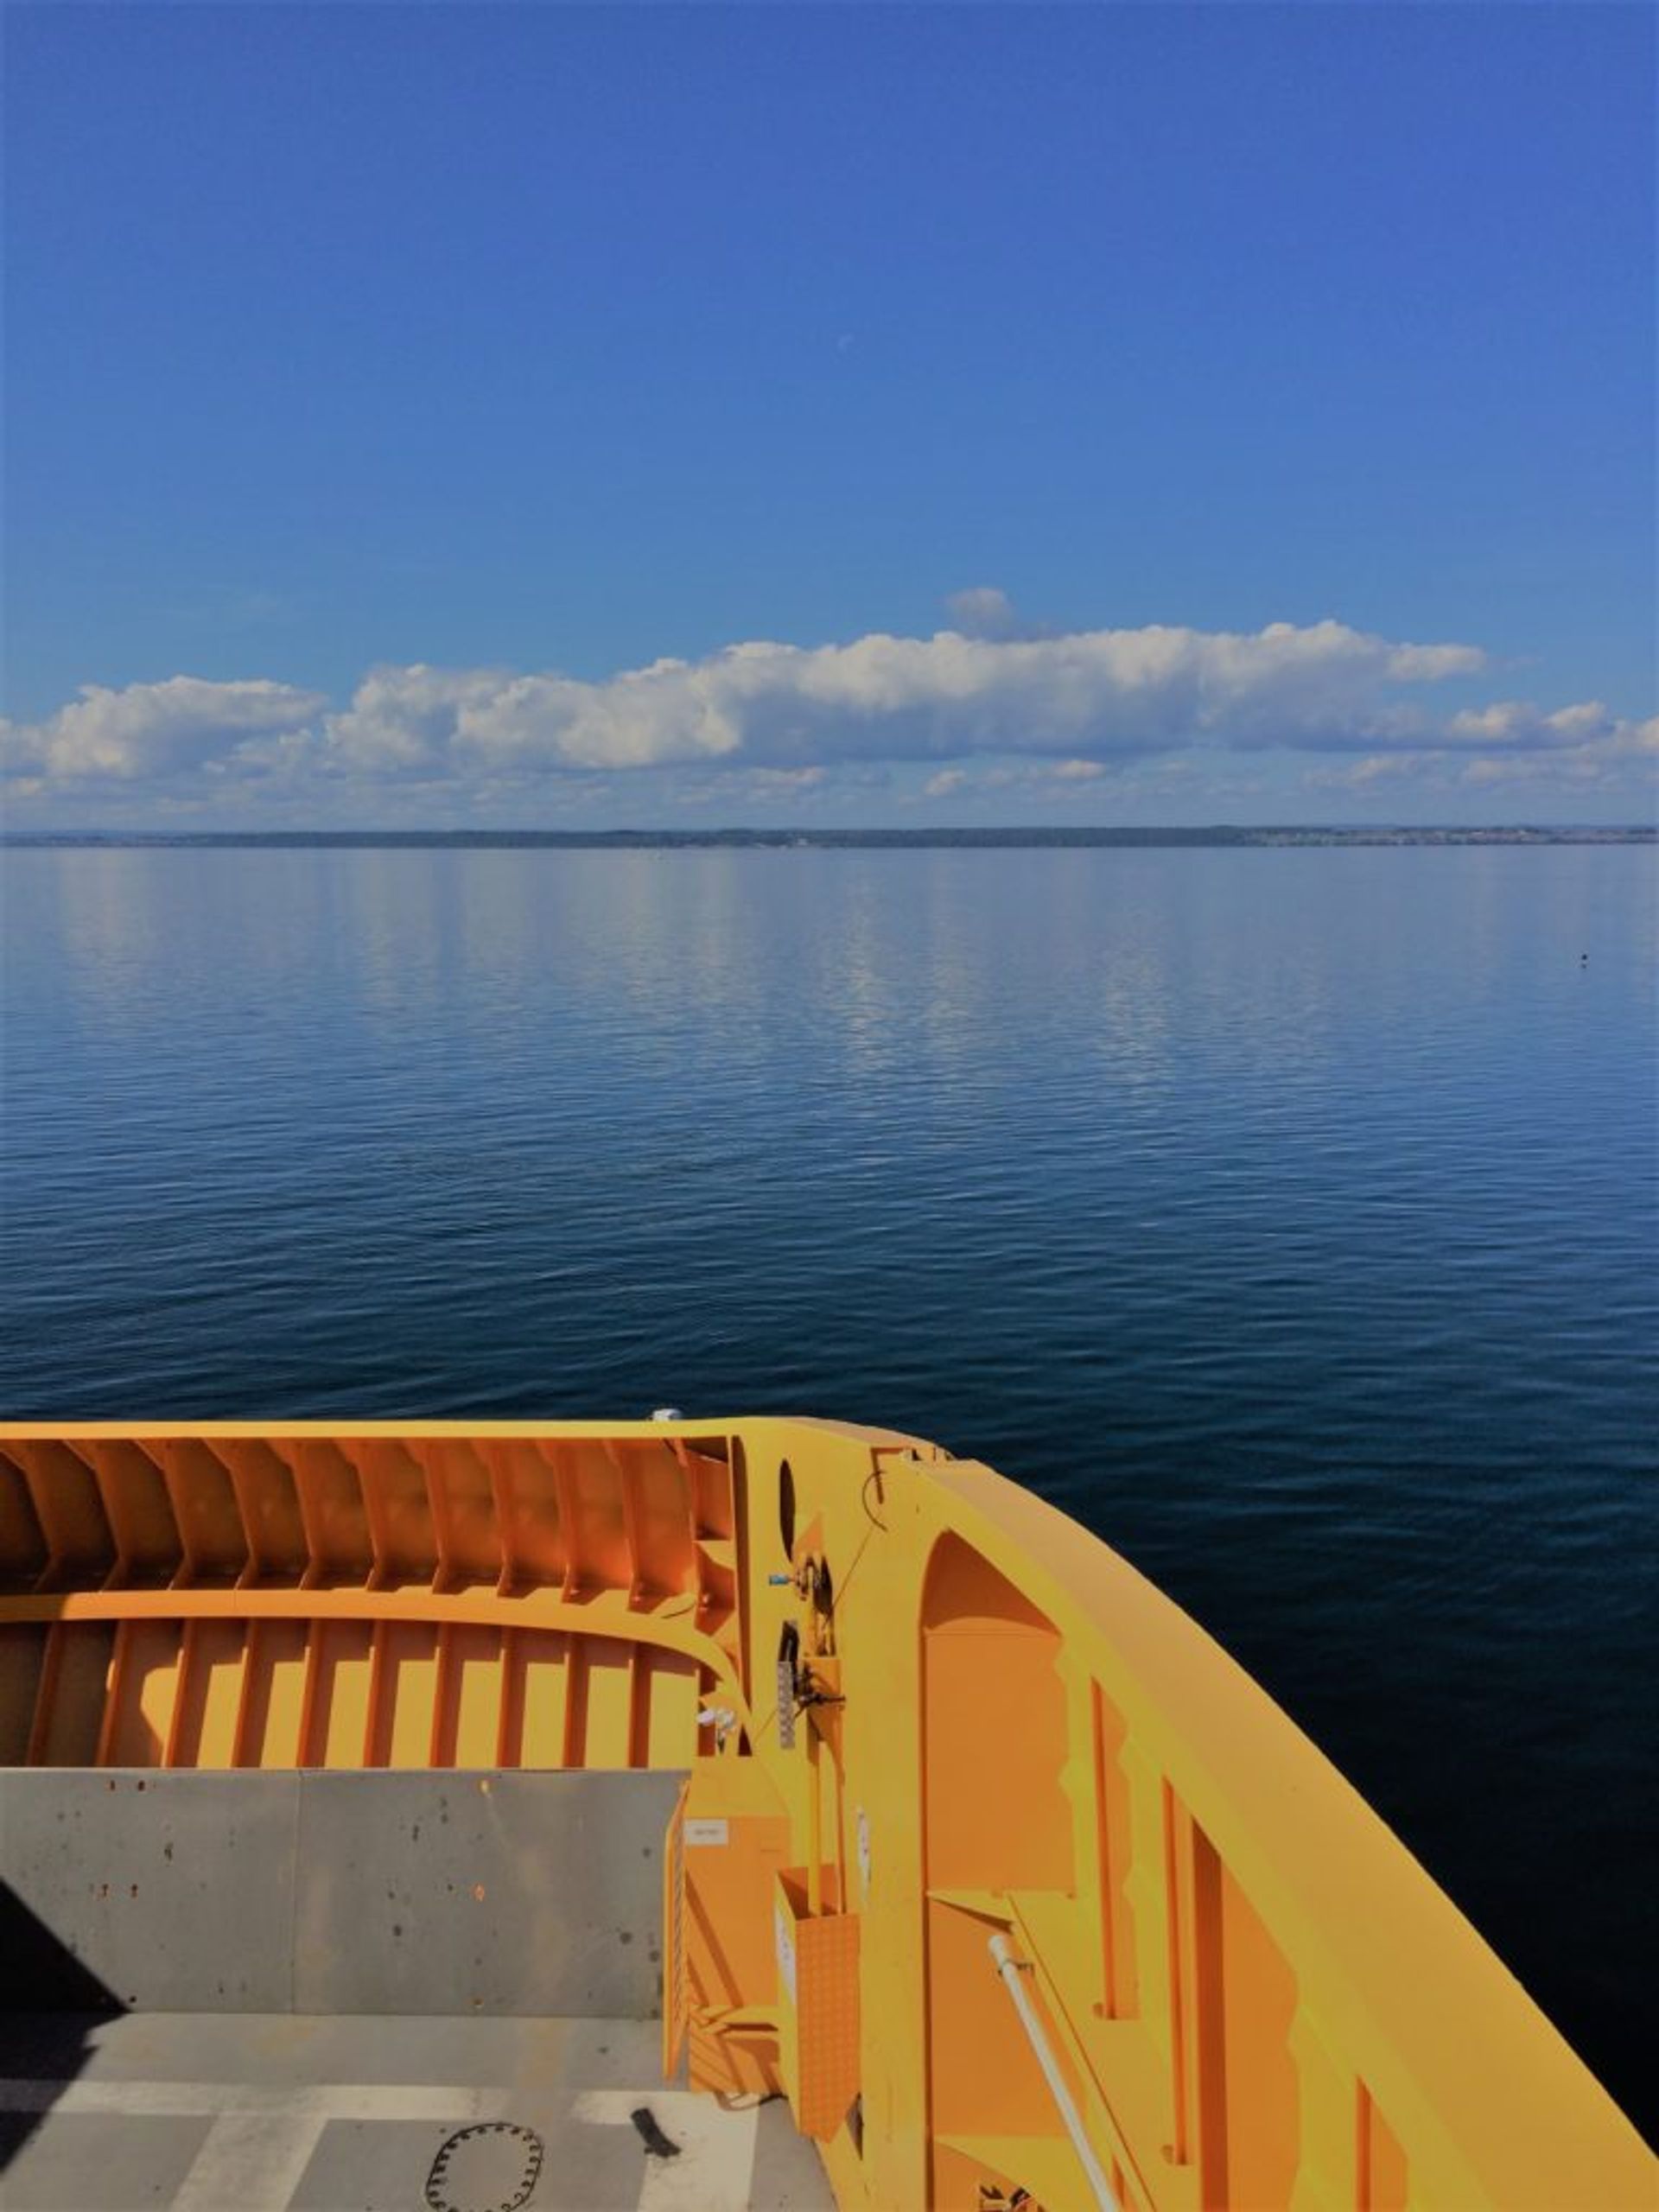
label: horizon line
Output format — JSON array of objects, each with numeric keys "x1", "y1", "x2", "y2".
[{"x1": 3, "y1": 823, "x2": 1654, "y2": 849}]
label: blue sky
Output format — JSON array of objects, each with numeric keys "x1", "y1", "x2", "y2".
[{"x1": 4, "y1": 3, "x2": 1653, "y2": 828}]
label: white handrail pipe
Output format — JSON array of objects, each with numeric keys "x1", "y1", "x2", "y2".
[{"x1": 987, "y1": 1931, "x2": 1121, "y2": 2212}]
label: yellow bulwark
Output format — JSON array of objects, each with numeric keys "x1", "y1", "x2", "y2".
[{"x1": 0, "y1": 1418, "x2": 1650, "y2": 2209}]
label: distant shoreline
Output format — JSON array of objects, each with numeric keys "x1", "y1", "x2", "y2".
[{"x1": 2, "y1": 825, "x2": 1653, "y2": 850}]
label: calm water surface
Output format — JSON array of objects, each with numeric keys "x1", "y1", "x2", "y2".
[{"x1": 3, "y1": 845, "x2": 1655, "y2": 2131}]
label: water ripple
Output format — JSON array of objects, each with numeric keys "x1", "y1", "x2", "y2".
[{"x1": 2, "y1": 842, "x2": 1655, "y2": 2129}]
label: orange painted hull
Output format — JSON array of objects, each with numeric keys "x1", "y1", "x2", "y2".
[{"x1": 0, "y1": 1420, "x2": 1650, "y2": 2209}]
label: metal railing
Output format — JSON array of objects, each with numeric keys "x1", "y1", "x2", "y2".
[{"x1": 987, "y1": 1932, "x2": 1121, "y2": 2212}]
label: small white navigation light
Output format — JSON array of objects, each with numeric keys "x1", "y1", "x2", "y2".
[{"x1": 650, "y1": 1407, "x2": 684, "y2": 1422}]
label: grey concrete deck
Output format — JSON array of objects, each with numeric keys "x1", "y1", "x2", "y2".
[{"x1": 0, "y1": 2012, "x2": 833, "y2": 2211}]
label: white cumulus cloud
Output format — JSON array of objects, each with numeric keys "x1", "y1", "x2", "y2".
[
  {"x1": 318, "y1": 663, "x2": 511, "y2": 776},
  {"x1": 312, "y1": 617, "x2": 1496, "y2": 779},
  {"x1": 944, "y1": 586, "x2": 1023, "y2": 639},
  {"x1": 3, "y1": 611, "x2": 1649, "y2": 823},
  {"x1": 2, "y1": 676, "x2": 325, "y2": 783},
  {"x1": 1441, "y1": 699, "x2": 1633, "y2": 750}
]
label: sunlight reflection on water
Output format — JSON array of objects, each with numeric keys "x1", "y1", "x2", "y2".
[{"x1": 3, "y1": 842, "x2": 1655, "y2": 2127}]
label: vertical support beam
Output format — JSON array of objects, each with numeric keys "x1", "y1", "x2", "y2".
[
  {"x1": 550, "y1": 1445, "x2": 584, "y2": 1600},
  {"x1": 25, "y1": 1624, "x2": 65, "y2": 1766},
  {"x1": 607, "y1": 1441, "x2": 647, "y2": 1607},
  {"x1": 335, "y1": 1437, "x2": 438, "y2": 1592},
  {"x1": 281, "y1": 1439, "x2": 372, "y2": 1590},
  {"x1": 429, "y1": 1623, "x2": 457, "y2": 1765},
  {"x1": 1357, "y1": 2082, "x2": 1409, "y2": 2212},
  {"x1": 296, "y1": 1621, "x2": 327, "y2": 1762},
  {"x1": 188, "y1": 1439, "x2": 232, "y2": 1585},
  {"x1": 366, "y1": 1622, "x2": 442, "y2": 1768},
  {"x1": 729, "y1": 1436, "x2": 753, "y2": 1712},
  {"x1": 488, "y1": 1448, "x2": 524, "y2": 1596},
  {"x1": 0, "y1": 1449, "x2": 50, "y2": 1591},
  {"x1": 1192, "y1": 1825, "x2": 1230, "y2": 2209},
  {"x1": 0, "y1": 1624, "x2": 48, "y2": 1762},
  {"x1": 11, "y1": 1440, "x2": 115, "y2": 1592},
  {"x1": 29, "y1": 1622, "x2": 116, "y2": 1766},
  {"x1": 164, "y1": 1620, "x2": 202, "y2": 1767},
  {"x1": 297, "y1": 1620, "x2": 376, "y2": 1766},
  {"x1": 563, "y1": 1637, "x2": 592, "y2": 1766},
  {"x1": 806, "y1": 1714, "x2": 824, "y2": 1916},
  {"x1": 499, "y1": 1628, "x2": 573, "y2": 1768},
  {"x1": 627, "y1": 1644, "x2": 649, "y2": 1769},
  {"x1": 97, "y1": 1619, "x2": 184, "y2": 1768},
  {"x1": 94, "y1": 1621, "x2": 135, "y2": 1765},
  {"x1": 78, "y1": 1440, "x2": 183, "y2": 1591},
  {"x1": 419, "y1": 1446, "x2": 460, "y2": 1593},
  {"x1": 217, "y1": 1438, "x2": 308, "y2": 1586},
  {"x1": 639, "y1": 1649, "x2": 702, "y2": 1770},
  {"x1": 356, "y1": 1447, "x2": 395, "y2": 1592},
  {"x1": 148, "y1": 1438, "x2": 248, "y2": 1588},
  {"x1": 1093, "y1": 1683, "x2": 1120, "y2": 2018},
  {"x1": 673, "y1": 1437, "x2": 710, "y2": 1596},
  {"x1": 232, "y1": 1619, "x2": 309, "y2": 1768},
  {"x1": 167, "y1": 1619, "x2": 248, "y2": 1769},
  {"x1": 430, "y1": 1624, "x2": 509, "y2": 1767},
  {"x1": 1162, "y1": 1778, "x2": 1191, "y2": 2168},
  {"x1": 232, "y1": 1619, "x2": 265, "y2": 1766},
  {"x1": 365, "y1": 1622, "x2": 391, "y2": 1765}
]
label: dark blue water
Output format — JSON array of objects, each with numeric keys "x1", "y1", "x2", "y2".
[{"x1": 3, "y1": 843, "x2": 1655, "y2": 2132}]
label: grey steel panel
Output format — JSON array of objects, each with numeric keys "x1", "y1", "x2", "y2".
[
  {"x1": 287, "y1": 2120, "x2": 489, "y2": 2212},
  {"x1": 1, "y1": 1769, "x2": 682, "y2": 2019},
  {"x1": 291, "y1": 1771, "x2": 681, "y2": 2019},
  {"x1": 0, "y1": 1771, "x2": 298, "y2": 2013},
  {"x1": 0, "y1": 2111, "x2": 214, "y2": 2210}
]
